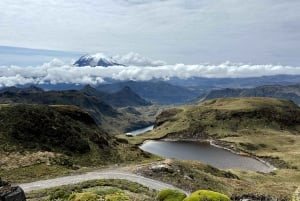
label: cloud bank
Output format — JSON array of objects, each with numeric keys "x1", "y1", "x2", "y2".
[
  {"x1": 112, "y1": 52, "x2": 167, "y2": 66},
  {"x1": 75, "y1": 52, "x2": 167, "y2": 67},
  {"x1": 0, "y1": 59, "x2": 300, "y2": 87}
]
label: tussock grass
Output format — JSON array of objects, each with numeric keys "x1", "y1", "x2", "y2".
[{"x1": 26, "y1": 179, "x2": 157, "y2": 201}]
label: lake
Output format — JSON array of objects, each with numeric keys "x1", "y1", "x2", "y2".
[
  {"x1": 126, "y1": 125, "x2": 154, "y2": 136},
  {"x1": 139, "y1": 140, "x2": 274, "y2": 172}
]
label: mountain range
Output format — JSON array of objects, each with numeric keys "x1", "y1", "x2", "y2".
[
  {"x1": 96, "y1": 81, "x2": 199, "y2": 105},
  {"x1": 0, "y1": 85, "x2": 152, "y2": 133},
  {"x1": 198, "y1": 84, "x2": 300, "y2": 104},
  {"x1": 81, "y1": 85, "x2": 151, "y2": 107}
]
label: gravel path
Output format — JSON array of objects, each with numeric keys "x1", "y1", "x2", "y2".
[{"x1": 19, "y1": 169, "x2": 188, "y2": 194}]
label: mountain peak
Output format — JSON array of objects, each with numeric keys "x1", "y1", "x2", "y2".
[
  {"x1": 82, "y1": 84, "x2": 96, "y2": 91},
  {"x1": 74, "y1": 53, "x2": 124, "y2": 67}
]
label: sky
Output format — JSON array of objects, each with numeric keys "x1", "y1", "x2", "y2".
[
  {"x1": 0, "y1": 0, "x2": 300, "y2": 87},
  {"x1": 1, "y1": 0, "x2": 300, "y2": 65}
]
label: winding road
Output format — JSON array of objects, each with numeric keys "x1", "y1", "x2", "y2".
[{"x1": 19, "y1": 169, "x2": 188, "y2": 194}]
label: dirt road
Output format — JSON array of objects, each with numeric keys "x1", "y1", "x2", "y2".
[{"x1": 19, "y1": 169, "x2": 188, "y2": 194}]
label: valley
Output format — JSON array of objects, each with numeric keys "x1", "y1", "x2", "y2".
[
  {"x1": 2, "y1": 2, "x2": 300, "y2": 200},
  {"x1": 0, "y1": 84, "x2": 300, "y2": 201}
]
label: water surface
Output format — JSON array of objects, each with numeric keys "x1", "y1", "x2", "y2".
[
  {"x1": 126, "y1": 125, "x2": 154, "y2": 136},
  {"x1": 140, "y1": 140, "x2": 273, "y2": 172}
]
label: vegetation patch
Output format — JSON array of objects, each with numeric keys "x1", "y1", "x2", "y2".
[
  {"x1": 68, "y1": 192, "x2": 98, "y2": 201},
  {"x1": 156, "y1": 189, "x2": 186, "y2": 201},
  {"x1": 26, "y1": 179, "x2": 157, "y2": 201},
  {"x1": 0, "y1": 104, "x2": 155, "y2": 183},
  {"x1": 135, "y1": 160, "x2": 240, "y2": 195},
  {"x1": 184, "y1": 190, "x2": 230, "y2": 201}
]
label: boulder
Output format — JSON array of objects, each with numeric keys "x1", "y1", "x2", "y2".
[
  {"x1": 150, "y1": 164, "x2": 174, "y2": 173},
  {"x1": 0, "y1": 184, "x2": 26, "y2": 201}
]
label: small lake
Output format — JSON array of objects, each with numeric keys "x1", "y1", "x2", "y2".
[
  {"x1": 126, "y1": 125, "x2": 154, "y2": 136},
  {"x1": 140, "y1": 140, "x2": 274, "y2": 172}
]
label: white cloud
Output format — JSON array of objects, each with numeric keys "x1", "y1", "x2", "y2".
[
  {"x1": 0, "y1": 59, "x2": 299, "y2": 87},
  {"x1": 74, "y1": 52, "x2": 166, "y2": 66},
  {"x1": 113, "y1": 52, "x2": 166, "y2": 66}
]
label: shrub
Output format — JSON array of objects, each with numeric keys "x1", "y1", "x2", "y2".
[
  {"x1": 104, "y1": 192, "x2": 130, "y2": 201},
  {"x1": 68, "y1": 192, "x2": 98, "y2": 201},
  {"x1": 184, "y1": 190, "x2": 230, "y2": 201},
  {"x1": 49, "y1": 189, "x2": 70, "y2": 200},
  {"x1": 156, "y1": 189, "x2": 187, "y2": 201}
]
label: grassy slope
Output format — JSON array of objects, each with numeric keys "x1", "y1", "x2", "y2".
[
  {"x1": 122, "y1": 97, "x2": 300, "y2": 198},
  {"x1": 125, "y1": 97, "x2": 300, "y2": 144},
  {"x1": 0, "y1": 104, "x2": 154, "y2": 183},
  {"x1": 26, "y1": 179, "x2": 157, "y2": 201}
]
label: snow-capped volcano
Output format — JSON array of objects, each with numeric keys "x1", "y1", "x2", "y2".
[{"x1": 74, "y1": 53, "x2": 123, "y2": 67}]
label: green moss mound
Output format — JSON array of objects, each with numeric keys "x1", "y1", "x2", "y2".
[
  {"x1": 68, "y1": 192, "x2": 98, "y2": 201},
  {"x1": 156, "y1": 189, "x2": 187, "y2": 201},
  {"x1": 105, "y1": 192, "x2": 131, "y2": 201},
  {"x1": 184, "y1": 190, "x2": 230, "y2": 201}
]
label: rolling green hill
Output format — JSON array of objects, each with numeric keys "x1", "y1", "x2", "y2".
[
  {"x1": 127, "y1": 97, "x2": 300, "y2": 143},
  {"x1": 157, "y1": 97, "x2": 300, "y2": 139},
  {"x1": 0, "y1": 104, "x2": 151, "y2": 182}
]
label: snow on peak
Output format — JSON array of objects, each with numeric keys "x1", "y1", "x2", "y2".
[
  {"x1": 74, "y1": 52, "x2": 167, "y2": 67},
  {"x1": 74, "y1": 53, "x2": 122, "y2": 67}
]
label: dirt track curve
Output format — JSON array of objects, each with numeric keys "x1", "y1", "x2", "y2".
[{"x1": 19, "y1": 169, "x2": 188, "y2": 194}]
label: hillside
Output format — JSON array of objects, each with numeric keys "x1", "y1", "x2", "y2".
[
  {"x1": 130, "y1": 97, "x2": 300, "y2": 141},
  {"x1": 81, "y1": 85, "x2": 151, "y2": 107},
  {"x1": 199, "y1": 84, "x2": 300, "y2": 104},
  {"x1": 96, "y1": 81, "x2": 199, "y2": 104},
  {"x1": 0, "y1": 86, "x2": 153, "y2": 133},
  {"x1": 0, "y1": 104, "x2": 151, "y2": 182},
  {"x1": 128, "y1": 97, "x2": 300, "y2": 168},
  {"x1": 123, "y1": 97, "x2": 300, "y2": 198}
]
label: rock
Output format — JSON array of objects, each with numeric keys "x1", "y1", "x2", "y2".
[
  {"x1": 231, "y1": 193, "x2": 286, "y2": 201},
  {"x1": 150, "y1": 164, "x2": 174, "y2": 173},
  {"x1": 184, "y1": 175, "x2": 193, "y2": 180},
  {"x1": 0, "y1": 185, "x2": 26, "y2": 201}
]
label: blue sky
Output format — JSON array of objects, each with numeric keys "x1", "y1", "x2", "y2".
[
  {"x1": 0, "y1": 46, "x2": 82, "y2": 66},
  {"x1": 1, "y1": 0, "x2": 300, "y2": 65}
]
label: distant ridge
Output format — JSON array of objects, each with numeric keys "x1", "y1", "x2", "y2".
[
  {"x1": 96, "y1": 81, "x2": 198, "y2": 104},
  {"x1": 81, "y1": 85, "x2": 151, "y2": 107},
  {"x1": 199, "y1": 84, "x2": 300, "y2": 104}
]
